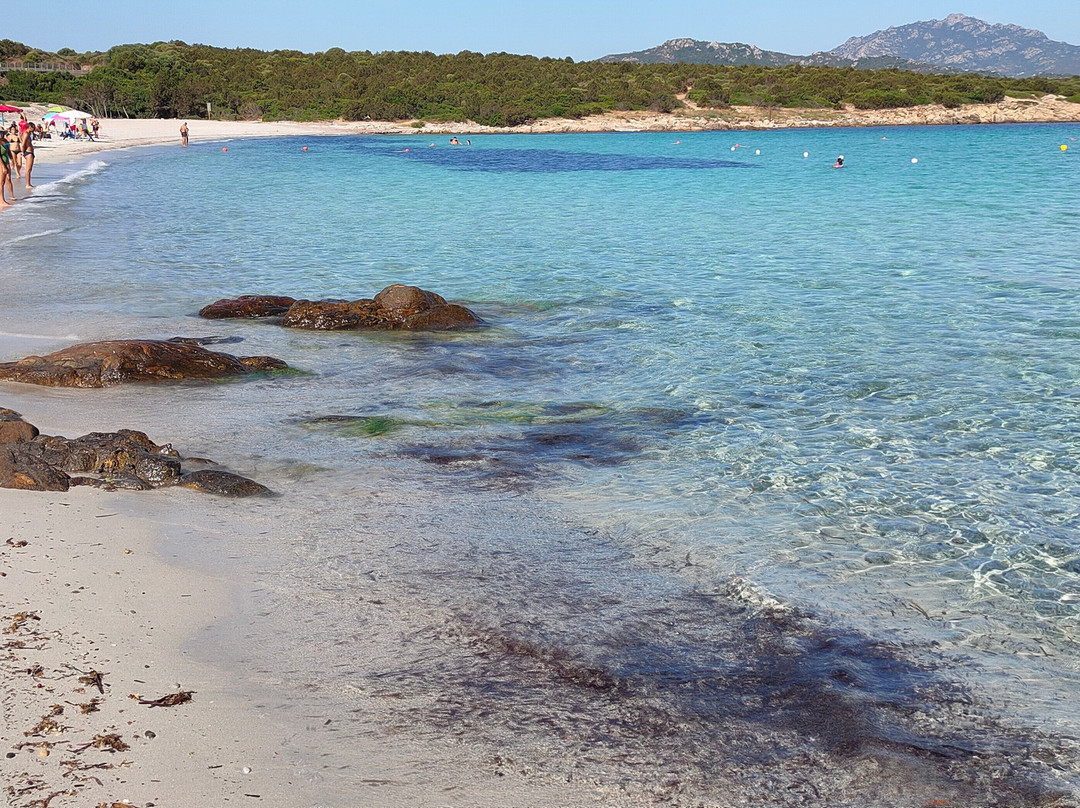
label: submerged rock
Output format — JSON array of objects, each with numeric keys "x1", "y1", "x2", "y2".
[
  {"x1": 177, "y1": 470, "x2": 271, "y2": 498},
  {"x1": 204, "y1": 284, "x2": 483, "y2": 331},
  {"x1": 0, "y1": 340, "x2": 288, "y2": 388},
  {"x1": 198, "y1": 295, "x2": 297, "y2": 319}
]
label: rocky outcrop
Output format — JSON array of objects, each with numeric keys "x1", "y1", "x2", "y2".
[
  {"x1": 203, "y1": 284, "x2": 483, "y2": 331},
  {"x1": 198, "y1": 295, "x2": 297, "y2": 319},
  {"x1": 0, "y1": 445, "x2": 70, "y2": 491},
  {"x1": 0, "y1": 409, "x2": 270, "y2": 496},
  {"x1": 0, "y1": 339, "x2": 288, "y2": 388},
  {"x1": 0, "y1": 407, "x2": 38, "y2": 444}
]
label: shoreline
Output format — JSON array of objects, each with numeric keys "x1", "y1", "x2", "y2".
[{"x1": 18, "y1": 92, "x2": 1080, "y2": 167}]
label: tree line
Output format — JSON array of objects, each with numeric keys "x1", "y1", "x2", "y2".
[{"x1": 2, "y1": 39, "x2": 1078, "y2": 123}]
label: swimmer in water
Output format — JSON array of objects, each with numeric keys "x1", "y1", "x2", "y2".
[{"x1": 833, "y1": 155, "x2": 844, "y2": 168}]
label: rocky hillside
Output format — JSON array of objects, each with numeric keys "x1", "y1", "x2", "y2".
[
  {"x1": 600, "y1": 38, "x2": 802, "y2": 67},
  {"x1": 831, "y1": 14, "x2": 1080, "y2": 77},
  {"x1": 601, "y1": 14, "x2": 1080, "y2": 77}
]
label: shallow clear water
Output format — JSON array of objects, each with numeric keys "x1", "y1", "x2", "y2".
[{"x1": 3, "y1": 124, "x2": 1080, "y2": 804}]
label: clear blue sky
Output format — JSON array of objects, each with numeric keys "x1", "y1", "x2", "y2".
[{"x1": 11, "y1": 1, "x2": 1080, "y2": 61}]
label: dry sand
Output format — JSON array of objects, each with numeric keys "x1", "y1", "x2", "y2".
[{"x1": 0, "y1": 487, "x2": 329, "y2": 807}]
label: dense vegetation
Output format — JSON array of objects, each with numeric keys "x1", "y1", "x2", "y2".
[{"x1": 2, "y1": 39, "x2": 1079, "y2": 123}]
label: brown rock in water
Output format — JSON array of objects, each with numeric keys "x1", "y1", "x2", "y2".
[
  {"x1": 402, "y1": 303, "x2": 483, "y2": 331},
  {"x1": 177, "y1": 470, "x2": 271, "y2": 497},
  {"x1": 373, "y1": 284, "x2": 445, "y2": 317},
  {"x1": 0, "y1": 340, "x2": 289, "y2": 388},
  {"x1": 198, "y1": 295, "x2": 297, "y2": 319},
  {"x1": 0, "y1": 446, "x2": 70, "y2": 491},
  {"x1": 281, "y1": 284, "x2": 482, "y2": 331},
  {"x1": 281, "y1": 299, "x2": 382, "y2": 330},
  {"x1": 0, "y1": 409, "x2": 38, "y2": 444}
]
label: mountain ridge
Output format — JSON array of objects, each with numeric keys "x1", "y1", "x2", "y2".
[{"x1": 600, "y1": 14, "x2": 1080, "y2": 77}]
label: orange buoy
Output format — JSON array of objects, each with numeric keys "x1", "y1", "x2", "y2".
[
  {"x1": 222, "y1": 147, "x2": 228, "y2": 152},
  {"x1": 302, "y1": 146, "x2": 308, "y2": 152}
]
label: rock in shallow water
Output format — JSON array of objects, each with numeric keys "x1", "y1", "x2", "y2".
[
  {"x1": 198, "y1": 295, "x2": 297, "y2": 319},
  {"x1": 177, "y1": 470, "x2": 272, "y2": 497},
  {"x1": 0, "y1": 340, "x2": 288, "y2": 388},
  {"x1": 203, "y1": 284, "x2": 483, "y2": 331}
]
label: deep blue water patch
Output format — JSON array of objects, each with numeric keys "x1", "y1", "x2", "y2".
[{"x1": 346, "y1": 140, "x2": 751, "y2": 173}]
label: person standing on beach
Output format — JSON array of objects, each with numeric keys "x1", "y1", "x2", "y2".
[
  {"x1": 180, "y1": 122, "x2": 189, "y2": 146},
  {"x1": 0, "y1": 131, "x2": 14, "y2": 208},
  {"x1": 18, "y1": 124, "x2": 34, "y2": 189}
]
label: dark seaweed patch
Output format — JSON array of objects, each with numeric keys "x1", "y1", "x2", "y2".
[
  {"x1": 349, "y1": 539, "x2": 1073, "y2": 807},
  {"x1": 349, "y1": 140, "x2": 754, "y2": 174}
]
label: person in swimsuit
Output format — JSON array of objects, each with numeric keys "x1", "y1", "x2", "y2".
[
  {"x1": 180, "y1": 122, "x2": 189, "y2": 146},
  {"x1": 0, "y1": 131, "x2": 14, "y2": 208},
  {"x1": 833, "y1": 155, "x2": 844, "y2": 168},
  {"x1": 19, "y1": 124, "x2": 34, "y2": 189},
  {"x1": 7, "y1": 123, "x2": 21, "y2": 179}
]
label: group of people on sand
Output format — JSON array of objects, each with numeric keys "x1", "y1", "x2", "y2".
[
  {"x1": 53, "y1": 116, "x2": 98, "y2": 140},
  {"x1": 0, "y1": 114, "x2": 36, "y2": 209}
]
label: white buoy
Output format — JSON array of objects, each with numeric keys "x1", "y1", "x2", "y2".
[
  {"x1": 731, "y1": 146, "x2": 736, "y2": 151},
  {"x1": 803, "y1": 151, "x2": 809, "y2": 158},
  {"x1": 755, "y1": 149, "x2": 761, "y2": 155},
  {"x1": 911, "y1": 157, "x2": 918, "y2": 164}
]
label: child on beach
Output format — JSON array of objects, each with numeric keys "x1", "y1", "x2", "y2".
[{"x1": 0, "y1": 131, "x2": 14, "y2": 208}]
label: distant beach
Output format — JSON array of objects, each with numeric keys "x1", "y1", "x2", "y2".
[{"x1": 14, "y1": 92, "x2": 1080, "y2": 170}]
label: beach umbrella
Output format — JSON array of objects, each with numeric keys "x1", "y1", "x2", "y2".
[
  {"x1": 0, "y1": 105, "x2": 22, "y2": 113},
  {"x1": 46, "y1": 105, "x2": 65, "y2": 113},
  {"x1": 56, "y1": 109, "x2": 92, "y2": 120}
]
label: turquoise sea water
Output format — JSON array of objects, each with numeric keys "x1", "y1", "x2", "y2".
[{"x1": 3, "y1": 124, "x2": 1080, "y2": 804}]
